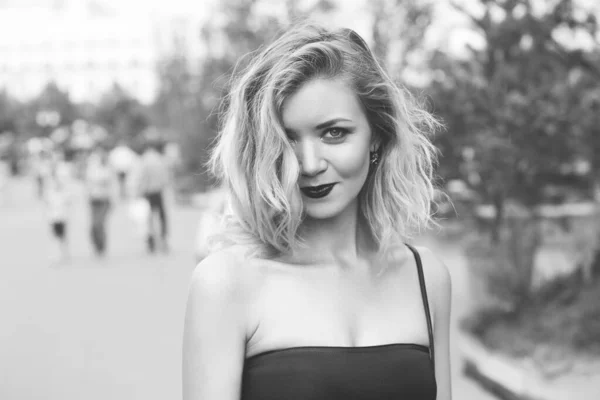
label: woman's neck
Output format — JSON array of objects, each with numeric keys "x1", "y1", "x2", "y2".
[{"x1": 293, "y1": 203, "x2": 376, "y2": 265}]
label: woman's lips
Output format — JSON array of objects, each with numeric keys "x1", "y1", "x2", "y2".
[{"x1": 300, "y1": 183, "x2": 337, "y2": 199}]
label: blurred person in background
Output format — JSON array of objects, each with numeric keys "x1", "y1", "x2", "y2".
[
  {"x1": 85, "y1": 146, "x2": 118, "y2": 257},
  {"x1": 44, "y1": 153, "x2": 74, "y2": 264},
  {"x1": 0, "y1": 156, "x2": 8, "y2": 205},
  {"x1": 133, "y1": 140, "x2": 171, "y2": 253},
  {"x1": 183, "y1": 24, "x2": 451, "y2": 400},
  {"x1": 163, "y1": 141, "x2": 182, "y2": 183},
  {"x1": 52, "y1": 148, "x2": 73, "y2": 183},
  {"x1": 109, "y1": 141, "x2": 138, "y2": 200},
  {"x1": 33, "y1": 149, "x2": 53, "y2": 200}
]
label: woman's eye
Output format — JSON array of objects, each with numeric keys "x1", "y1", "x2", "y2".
[{"x1": 324, "y1": 128, "x2": 348, "y2": 140}]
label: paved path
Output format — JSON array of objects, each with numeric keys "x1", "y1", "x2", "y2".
[{"x1": 0, "y1": 177, "x2": 496, "y2": 400}]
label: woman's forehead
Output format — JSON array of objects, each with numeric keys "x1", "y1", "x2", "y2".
[{"x1": 281, "y1": 78, "x2": 364, "y2": 130}]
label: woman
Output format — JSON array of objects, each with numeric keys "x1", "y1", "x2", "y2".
[
  {"x1": 183, "y1": 24, "x2": 452, "y2": 400},
  {"x1": 44, "y1": 158, "x2": 73, "y2": 264},
  {"x1": 135, "y1": 141, "x2": 171, "y2": 253},
  {"x1": 86, "y1": 147, "x2": 117, "y2": 257}
]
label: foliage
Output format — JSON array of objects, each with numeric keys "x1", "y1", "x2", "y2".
[
  {"x1": 0, "y1": 90, "x2": 21, "y2": 134},
  {"x1": 20, "y1": 83, "x2": 81, "y2": 137},
  {"x1": 0, "y1": 82, "x2": 152, "y2": 148},
  {"x1": 463, "y1": 214, "x2": 541, "y2": 310},
  {"x1": 426, "y1": 0, "x2": 600, "y2": 242},
  {"x1": 462, "y1": 270, "x2": 600, "y2": 362},
  {"x1": 90, "y1": 84, "x2": 151, "y2": 144},
  {"x1": 569, "y1": 65, "x2": 600, "y2": 176},
  {"x1": 370, "y1": 0, "x2": 435, "y2": 78},
  {"x1": 462, "y1": 210, "x2": 600, "y2": 361}
]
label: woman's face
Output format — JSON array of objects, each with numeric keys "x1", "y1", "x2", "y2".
[{"x1": 281, "y1": 78, "x2": 375, "y2": 220}]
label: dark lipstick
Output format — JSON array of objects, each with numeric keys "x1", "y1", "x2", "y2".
[{"x1": 300, "y1": 183, "x2": 336, "y2": 199}]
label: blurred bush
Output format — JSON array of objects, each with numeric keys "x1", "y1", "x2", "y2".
[
  {"x1": 463, "y1": 213, "x2": 540, "y2": 312},
  {"x1": 462, "y1": 267, "x2": 600, "y2": 359},
  {"x1": 427, "y1": 0, "x2": 600, "y2": 244},
  {"x1": 462, "y1": 208, "x2": 600, "y2": 359}
]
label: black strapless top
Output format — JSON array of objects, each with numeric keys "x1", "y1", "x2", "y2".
[{"x1": 241, "y1": 245, "x2": 437, "y2": 400}]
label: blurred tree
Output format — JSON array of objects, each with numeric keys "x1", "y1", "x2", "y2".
[
  {"x1": 153, "y1": 53, "x2": 194, "y2": 140},
  {"x1": 571, "y1": 59, "x2": 600, "y2": 194},
  {"x1": 426, "y1": 0, "x2": 600, "y2": 295},
  {"x1": 92, "y1": 84, "x2": 151, "y2": 144},
  {"x1": 25, "y1": 82, "x2": 80, "y2": 136},
  {"x1": 0, "y1": 90, "x2": 19, "y2": 134},
  {"x1": 152, "y1": 49, "x2": 211, "y2": 188},
  {"x1": 285, "y1": 0, "x2": 337, "y2": 23},
  {"x1": 370, "y1": 0, "x2": 435, "y2": 77},
  {"x1": 428, "y1": 0, "x2": 599, "y2": 239}
]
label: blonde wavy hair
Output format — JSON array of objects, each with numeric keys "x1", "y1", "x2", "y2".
[{"x1": 208, "y1": 23, "x2": 441, "y2": 258}]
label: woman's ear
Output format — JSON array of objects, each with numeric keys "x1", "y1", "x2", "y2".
[{"x1": 370, "y1": 136, "x2": 381, "y2": 153}]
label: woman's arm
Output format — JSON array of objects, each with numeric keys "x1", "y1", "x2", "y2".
[
  {"x1": 417, "y1": 246, "x2": 453, "y2": 400},
  {"x1": 182, "y1": 251, "x2": 248, "y2": 400}
]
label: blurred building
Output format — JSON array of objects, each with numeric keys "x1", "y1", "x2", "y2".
[{"x1": 0, "y1": 0, "x2": 204, "y2": 104}]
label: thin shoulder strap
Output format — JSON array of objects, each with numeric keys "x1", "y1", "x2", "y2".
[{"x1": 405, "y1": 243, "x2": 435, "y2": 368}]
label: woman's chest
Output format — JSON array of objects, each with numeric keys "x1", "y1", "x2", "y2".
[{"x1": 245, "y1": 261, "x2": 430, "y2": 357}]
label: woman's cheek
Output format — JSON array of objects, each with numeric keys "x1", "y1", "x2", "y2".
[{"x1": 333, "y1": 141, "x2": 370, "y2": 179}]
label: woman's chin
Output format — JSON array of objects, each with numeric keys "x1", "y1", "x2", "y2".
[
  {"x1": 301, "y1": 192, "x2": 358, "y2": 221},
  {"x1": 303, "y1": 204, "x2": 340, "y2": 221},
  {"x1": 302, "y1": 198, "x2": 351, "y2": 221}
]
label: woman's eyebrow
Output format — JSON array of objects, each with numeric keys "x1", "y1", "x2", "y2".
[
  {"x1": 284, "y1": 118, "x2": 353, "y2": 135},
  {"x1": 315, "y1": 118, "x2": 352, "y2": 130}
]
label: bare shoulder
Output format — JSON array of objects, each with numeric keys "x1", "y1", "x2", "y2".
[
  {"x1": 412, "y1": 245, "x2": 452, "y2": 321},
  {"x1": 190, "y1": 249, "x2": 241, "y2": 289},
  {"x1": 183, "y1": 247, "x2": 261, "y2": 399},
  {"x1": 412, "y1": 245, "x2": 451, "y2": 294},
  {"x1": 188, "y1": 246, "x2": 260, "y2": 305}
]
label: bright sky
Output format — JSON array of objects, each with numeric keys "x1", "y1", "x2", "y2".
[
  {"x1": 104, "y1": 0, "x2": 212, "y2": 16},
  {"x1": 100, "y1": 0, "x2": 481, "y2": 52},
  {"x1": 4, "y1": 0, "x2": 596, "y2": 56}
]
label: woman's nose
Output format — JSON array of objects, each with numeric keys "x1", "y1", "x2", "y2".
[{"x1": 296, "y1": 139, "x2": 327, "y2": 177}]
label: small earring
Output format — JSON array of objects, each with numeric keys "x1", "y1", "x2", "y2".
[{"x1": 370, "y1": 151, "x2": 379, "y2": 165}]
